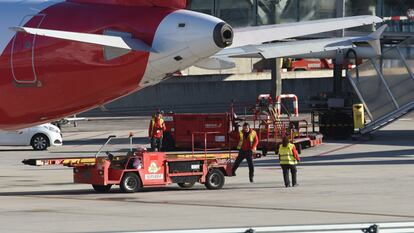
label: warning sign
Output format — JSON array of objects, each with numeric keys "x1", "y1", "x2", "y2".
[{"x1": 148, "y1": 161, "x2": 160, "y2": 173}]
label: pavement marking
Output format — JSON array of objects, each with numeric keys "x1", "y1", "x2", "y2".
[
  {"x1": 73, "y1": 131, "x2": 114, "y2": 140},
  {"x1": 317, "y1": 143, "x2": 359, "y2": 156}
]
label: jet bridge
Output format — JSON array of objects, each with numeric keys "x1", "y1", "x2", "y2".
[{"x1": 347, "y1": 37, "x2": 414, "y2": 135}]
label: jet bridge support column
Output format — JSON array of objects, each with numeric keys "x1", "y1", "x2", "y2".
[
  {"x1": 315, "y1": 51, "x2": 355, "y2": 139},
  {"x1": 271, "y1": 58, "x2": 282, "y2": 99}
]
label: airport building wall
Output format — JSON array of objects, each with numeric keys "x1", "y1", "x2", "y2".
[
  {"x1": 183, "y1": 1, "x2": 414, "y2": 78},
  {"x1": 187, "y1": 0, "x2": 414, "y2": 33},
  {"x1": 83, "y1": 73, "x2": 352, "y2": 117}
]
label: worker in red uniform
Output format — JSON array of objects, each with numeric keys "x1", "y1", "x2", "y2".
[
  {"x1": 278, "y1": 136, "x2": 300, "y2": 187},
  {"x1": 232, "y1": 122, "x2": 258, "y2": 183},
  {"x1": 148, "y1": 111, "x2": 166, "y2": 151}
]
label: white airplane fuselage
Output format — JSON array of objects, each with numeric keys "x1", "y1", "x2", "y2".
[{"x1": 0, "y1": 0, "x2": 233, "y2": 129}]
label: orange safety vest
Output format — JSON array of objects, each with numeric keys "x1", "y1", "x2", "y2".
[{"x1": 237, "y1": 130, "x2": 257, "y2": 150}]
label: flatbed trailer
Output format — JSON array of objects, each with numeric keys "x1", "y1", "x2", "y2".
[{"x1": 22, "y1": 150, "x2": 254, "y2": 193}]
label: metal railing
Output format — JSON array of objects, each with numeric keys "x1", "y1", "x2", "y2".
[
  {"x1": 190, "y1": 132, "x2": 233, "y2": 160},
  {"x1": 347, "y1": 37, "x2": 414, "y2": 134}
]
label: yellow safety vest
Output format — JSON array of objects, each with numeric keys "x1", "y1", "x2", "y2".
[
  {"x1": 151, "y1": 117, "x2": 165, "y2": 138},
  {"x1": 151, "y1": 117, "x2": 165, "y2": 128},
  {"x1": 237, "y1": 130, "x2": 257, "y2": 150},
  {"x1": 279, "y1": 143, "x2": 297, "y2": 165}
]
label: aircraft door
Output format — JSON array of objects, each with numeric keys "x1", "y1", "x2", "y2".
[{"x1": 11, "y1": 14, "x2": 45, "y2": 87}]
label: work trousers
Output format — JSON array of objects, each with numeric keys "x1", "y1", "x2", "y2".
[
  {"x1": 151, "y1": 137, "x2": 163, "y2": 152},
  {"x1": 232, "y1": 150, "x2": 254, "y2": 179},
  {"x1": 280, "y1": 164, "x2": 297, "y2": 187}
]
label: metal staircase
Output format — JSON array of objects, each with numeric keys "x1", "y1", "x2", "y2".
[
  {"x1": 347, "y1": 37, "x2": 414, "y2": 135},
  {"x1": 360, "y1": 101, "x2": 413, "y2": 134}
]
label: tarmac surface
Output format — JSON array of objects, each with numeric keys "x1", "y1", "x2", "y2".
[{"x1": 0, "y1": 113, "x2": 413, "y2": 233}]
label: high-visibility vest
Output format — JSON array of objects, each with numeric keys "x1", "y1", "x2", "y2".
[
  {"x1": 279, "y1": 143, "x2": 297, "y2": 165},
  {"x1": 151, "y1": 117, "x2": 165, "y2": 129},
  {"x1": 237, "y1": 130, "x2": 257, "y2": 150},
  {"x1": 151, "y1": 117, "x2": 165, "y2": 138}
]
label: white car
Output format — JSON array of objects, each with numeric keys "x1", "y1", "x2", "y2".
[{"x1": 0, "y1": 123, "x2": 63, "y2": 150}]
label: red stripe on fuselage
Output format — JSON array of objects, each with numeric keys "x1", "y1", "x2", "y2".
[{"x1": 0, "y1": 2, "x2": 175, "y2": 129}]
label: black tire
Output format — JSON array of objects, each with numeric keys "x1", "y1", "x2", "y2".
[
  {"x1": 177, "y1": 182, "x2": 196, "y2": 188},
  {"x1": 120, "y1": 173, "x2": 142, "y2": 193},
  {"x1": 31, "y1": 134, "x2": 49, "y2": 151},
  {"x1": 92, "y1": 184, "x2": 112, "y2": 193},
  {"x1": 205, "y1": 169, "x2": 225, "y2": 190}
]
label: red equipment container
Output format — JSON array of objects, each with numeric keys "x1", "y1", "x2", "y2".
[{"x1": 162, "y1": 113, "x2": 234, "y2": 150}]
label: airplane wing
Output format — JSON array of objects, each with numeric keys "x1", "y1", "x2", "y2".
[
  {"x1": 196, "y1": 17, "x2": 385, "y2": 70},
  {"x1": 231, "y1": 15, "x2": 382, "y2": 48},
  {"x1": 9, "y1": 26, "x2": 154, "y2": 53},
  {"x1": 217, "y1": 25, "x2": 387, "y2": 59}
]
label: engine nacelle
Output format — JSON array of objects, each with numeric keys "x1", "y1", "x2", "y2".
[{"x1": 141, "y1": 10, "x2": 233, "y2": 86}]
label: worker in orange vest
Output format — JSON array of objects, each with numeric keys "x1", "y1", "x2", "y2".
[
  {"x1": 148, "y1": 111, "x2": 166, "y2": 152},
  {"x1": 232, "y1": 122, "x2": 259, "y2": 183},
  {"x1": 278, "y1": 136, "x2": 300, "y2": 187}
]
